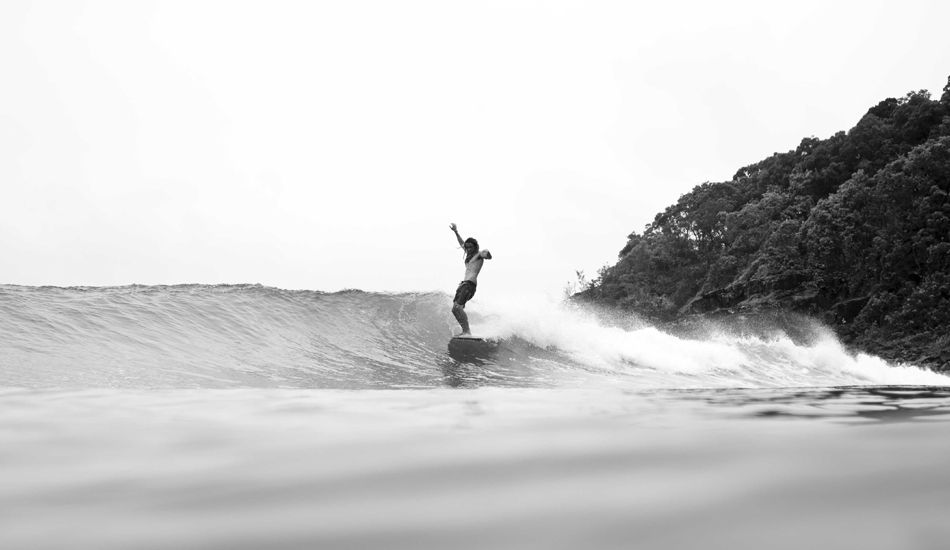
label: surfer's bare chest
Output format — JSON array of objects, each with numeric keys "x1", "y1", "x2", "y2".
[{"x1": 463, "y1": 255, "x2": 484, "y2": 282}]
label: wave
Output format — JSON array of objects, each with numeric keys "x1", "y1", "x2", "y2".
[{"x1": 0, "y1": 284, "x2": 946, "y2": 389}]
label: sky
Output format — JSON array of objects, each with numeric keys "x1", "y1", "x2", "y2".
[{"x1": 2, "y1": 0, "x2": 949, "y2": 298}]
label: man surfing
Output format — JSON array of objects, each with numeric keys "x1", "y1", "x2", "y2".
[{"x1": 449, "y1": 223, "x2": 492, "y2": 337}]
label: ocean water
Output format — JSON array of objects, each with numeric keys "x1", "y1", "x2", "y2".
[{"x1": 2, "y1": 284, "x2": 950, "y2": 549}]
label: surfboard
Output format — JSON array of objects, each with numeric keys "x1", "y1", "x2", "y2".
[{"x1": 448, "y1": 334, "x2": 496, "y2": 362}]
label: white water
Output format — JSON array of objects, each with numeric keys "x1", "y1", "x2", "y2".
[{"x1": 470, "y1": 294, "x2": 948, "y2": 388}]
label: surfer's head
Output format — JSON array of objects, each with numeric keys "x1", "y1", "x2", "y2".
[{"x1": 463, "y1": 237, "x2": 479, "y2": 260}]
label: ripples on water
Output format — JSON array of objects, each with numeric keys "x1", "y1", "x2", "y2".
[{"x1": 3, "y1": 386, "x2": 950, "y2": 550}]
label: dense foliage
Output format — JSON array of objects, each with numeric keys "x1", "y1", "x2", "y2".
[{"x1": 579, "y1": 77, "x2": 950, "y2": 366}]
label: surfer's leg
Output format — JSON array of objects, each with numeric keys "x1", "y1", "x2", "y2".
[
  {"x1": 452, "y1": 302, "x2": 471, "y2": 335},
  {"x1": 452, "y1": 282, "x2": 475, "y2": 335}
]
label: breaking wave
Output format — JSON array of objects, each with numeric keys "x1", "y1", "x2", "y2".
[{"x1": 1, "y1": 284, "x2": 946, "y2": 389}]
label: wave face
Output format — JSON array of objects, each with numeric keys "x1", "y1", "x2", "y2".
[{"x1": 1, "y1": 284, "x2": 946, "y2": 389}]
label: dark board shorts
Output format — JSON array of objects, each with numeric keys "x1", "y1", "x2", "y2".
[{"x1": 453, "y1": 280, "x2": 477, "y2": 306}]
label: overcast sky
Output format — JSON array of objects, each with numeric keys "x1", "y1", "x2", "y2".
[{"x1": 2, "y1": 0, "x2": 949, "y2": 298}]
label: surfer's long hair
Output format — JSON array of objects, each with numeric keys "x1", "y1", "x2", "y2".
[{"x1": 463, "y1": 237, "x2": 479, "y2": 262}]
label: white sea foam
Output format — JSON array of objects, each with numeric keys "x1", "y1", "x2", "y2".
[{"x1": 471, "y1": 293, "x2": 950, "y2": 388}]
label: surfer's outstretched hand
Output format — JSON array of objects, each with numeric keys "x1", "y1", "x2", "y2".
[{"x1": 449, "y1": 223, "x2": 457, "y2": 231}]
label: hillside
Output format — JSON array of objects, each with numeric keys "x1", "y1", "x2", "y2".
[{"x1": 577, "y1": 76, "x2": 950, "y2": 371}]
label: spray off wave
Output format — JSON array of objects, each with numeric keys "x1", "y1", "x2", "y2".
[
  {"x1": 472, "y1": 294, "x2": 948, "y2": 388},
  {"x1": 0, "y1": 284, "x2": 946, "y2": 389}
]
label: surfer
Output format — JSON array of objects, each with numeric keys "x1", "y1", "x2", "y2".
[{"x1": 449, "y1": 223, "x2": 492, "y2": 336}]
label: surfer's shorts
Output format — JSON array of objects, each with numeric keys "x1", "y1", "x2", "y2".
[{"x1": 453, "y1": 281, "x2": 477, "y2": 306}]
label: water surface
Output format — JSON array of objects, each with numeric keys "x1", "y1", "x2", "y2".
[{"x1": 2, "y1": 285, "x2": 948, "y2": 549}]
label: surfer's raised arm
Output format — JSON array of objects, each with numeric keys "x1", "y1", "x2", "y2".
[
  {"x1": 449, "y1": 223, "x2": 465, "y2": 248},
  {"x1": 481, "y1": 249, "x2": 492, "y2": 260}
]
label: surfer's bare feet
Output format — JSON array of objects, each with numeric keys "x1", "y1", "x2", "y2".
[{"x1": 458, "y1": 331, "x2": 471, "y2": 337}]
